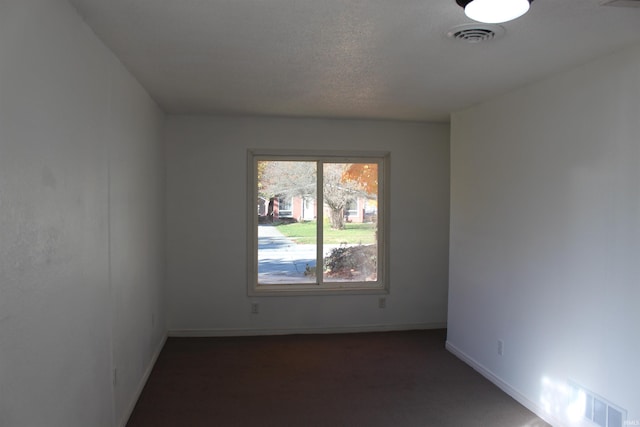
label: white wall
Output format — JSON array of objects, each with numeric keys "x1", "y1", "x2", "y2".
[
  {"x1": 165, "y1": 116, "x2": 449, "y2": 335},
  {"x1": 0, "y1": 1, "x2": 165, "y2": 426},
  {"x1": 448, "y1": 44, "x2": 640, "y2": 424},
  {"x1": 107, "y1": 40, "x2": 166, "y2": 427}
]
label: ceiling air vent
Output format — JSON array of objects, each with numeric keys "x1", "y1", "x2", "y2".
[
  {"x1": 447, "y1": 24, "x2": 505, "y2": 43},
  {"x1": 600, "y1": 0, "x2": 640, "y2": 7}
]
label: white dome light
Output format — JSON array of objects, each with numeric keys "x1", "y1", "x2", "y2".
[{"x1": 463, "y1": 0, "x2": 531, "y2": 24}]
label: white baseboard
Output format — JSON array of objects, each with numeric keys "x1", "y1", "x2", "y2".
[
  {"x1": 168, "y1": 322, "x2": 447, "y2": 337},
  {"x1": 118, "y1": 334, "x2": 168, "y2": 427},
  {"x1": 445, "y1": 340, "x2": 564, "y2": 427}
]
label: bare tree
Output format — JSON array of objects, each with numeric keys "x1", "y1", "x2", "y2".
[
  {"x1": 322, "y1": 163, "x2": 363, "y2": 230},
  {"x1": 259, "y1": 161, "x2": 316, "y2": 199}
]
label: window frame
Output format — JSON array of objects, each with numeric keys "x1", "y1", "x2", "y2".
[{"x1": 247, "y1": 149, "x2": 390, "y2": 296}]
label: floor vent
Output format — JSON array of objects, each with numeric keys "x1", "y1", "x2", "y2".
[{"x1": 570, "y1": 382, "x2": 627, "y2": 427}]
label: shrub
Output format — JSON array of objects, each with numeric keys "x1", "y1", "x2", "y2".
[{"x1": 324, "y1": 244, "x2": 377, "y2": 281}]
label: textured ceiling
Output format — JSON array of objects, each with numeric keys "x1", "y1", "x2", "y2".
[{"x1": 70, "y1": 0, "x2": 640, "y2": 122}]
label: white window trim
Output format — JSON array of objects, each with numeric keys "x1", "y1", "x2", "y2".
[{"x1": 247, "y1": 149, "x2": 390, "y2": 296}]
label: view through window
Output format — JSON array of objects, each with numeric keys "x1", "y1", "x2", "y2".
[{"x1": 249, "y1": 151, "x2": 388, "y2": 294}]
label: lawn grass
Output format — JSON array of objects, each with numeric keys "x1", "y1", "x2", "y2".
[{"x1": 275, "y1": 221, "x2": 376, "y2": 244}]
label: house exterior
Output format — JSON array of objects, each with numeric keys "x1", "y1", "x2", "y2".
[{"x1": 258, "y1": 196, "x2": 376, "y2": 223}]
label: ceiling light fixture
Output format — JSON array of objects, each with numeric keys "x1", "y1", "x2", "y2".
[{"x1": 456, "y1": 0, "x2": 533, "y2": 24}]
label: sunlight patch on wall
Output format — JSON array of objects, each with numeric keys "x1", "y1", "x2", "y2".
[{"x1": 540, "y1": 376, "x2": 586, "y2": 424}]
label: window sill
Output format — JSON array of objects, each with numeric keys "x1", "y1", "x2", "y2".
[{"x1": 249, "y1": 285, "x2": 389, "y2": 297}]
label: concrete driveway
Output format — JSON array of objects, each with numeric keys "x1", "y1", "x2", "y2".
[{"x1": 258, "y1": 225, "x2": 316, "y2": 283}]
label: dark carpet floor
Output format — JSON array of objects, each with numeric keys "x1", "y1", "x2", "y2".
[{"x1": 127, "y1": 329, "x2": 550, "y2": 427}]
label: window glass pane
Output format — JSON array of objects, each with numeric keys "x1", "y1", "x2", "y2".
[
  {"x1": 322, "y1": 163, "x2": 378, "y2": 283},
  {"x1": 277, "y1": 197, "x2": 292, "y2": 218},
  {"x1": 257, "y1": 161, "x2": 317, "y2": 284}
]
